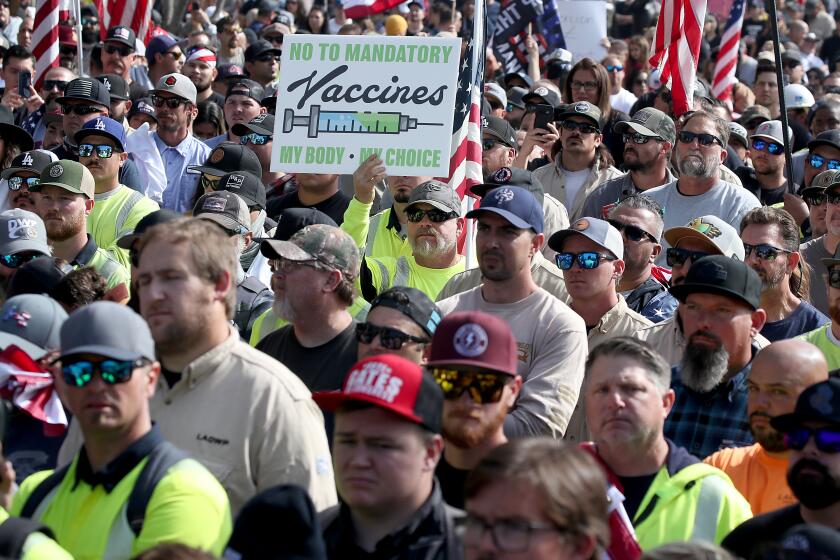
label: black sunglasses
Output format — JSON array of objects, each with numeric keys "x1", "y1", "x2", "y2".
[
  {"x1": 607, "y1": 219, "x2": 657, "y2": 243},
  {"x1": 256, "y1": 55, "x2": 281, "y2": 63},
  {"x1": 406, "y1": 208, "x2": 458, "y2": 223},
  {"x1": 678, "y1": 131, "x2": 723, "y2": 147},
  {"x1": 0, "y1": 253, "x2": 42, "y2": 268},
  {"x1": 430, "y1": 368, "x2": 512, "y2": 404},
  {"x1": 152, "y1": 96, "x2": 189, "y2": 109},
  {"x1": 784, "y1": 427, "x2": 840, "y2": 453},
  {"x1": 743, "y1": 243, "x2": 790, "y2": 261},
  {"x1": 8, "y1": 176, "x2": 39, "y2": 191},
  {"x1": 62, "y1": 358, "x2": 150, "y2": 388},
  {"x1": 482, "y1": 139, "x2": 503, "y2": 150},
  {"x1": 809, "y1": 153, "x2": 840, "y2": 171},
  {"x1": 804, "y1": 192, "x2": 827, "y2": 206},
  {"x1": 622, "y1": 132, "x2": 661, "y2": 145},
  {"x1": 61, "y1": 104, "x2": 104, "y2": 116},
  {"x1": 666, "y1": 247, "x2": 711, "y2": 267},
  {"x1": 43, "y1": 79, "x2": 68, "y2": 92},
  {"x1": 263, "y1": 34, "x2": 284, "y2": 44},
  {"x1": 354, "y1": 322, "x2": 428, "y2": 350},
  {"x1": 561, "y1": 120, "x2": 599, "y2": 135},
  {"x1": 104, "y1": 44, "x2": 133, "y2": 57}
]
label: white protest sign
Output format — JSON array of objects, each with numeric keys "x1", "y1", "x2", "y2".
[
  {"x1": 557, "y1": 1, "x2": 608, "y2": 63},
  {"x1": 271, "y1": 35, "x2": 460, "y2": 176}
]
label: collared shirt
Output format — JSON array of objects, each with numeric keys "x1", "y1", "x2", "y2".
[
  {"x1": 153, "y1": 131, "x2": 211, "y2": 212},
  {"x1": 580, "y1": 168, "x2": 677, "y2": 219},
  {"x1": 73, "y1": 426, "x2": 162, "y2": 493},
  {"x1": 665, "y1": 355, "x2": 755, "y2": 459},
  {"x1": 71, "y1": 234, "x2": 132, "y2": 292},
  {"x1": 203, "y1": 133, "x2": 229, "y2": 150}
]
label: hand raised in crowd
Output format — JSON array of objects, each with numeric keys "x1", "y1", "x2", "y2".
[
  {"x1": 522, "y1": 121, "x2": 559, "y2": 155},
  {"x1": 352, "y1": 154, "x2": 386, "y2": 205},
  {"x1": 524, "y1": 34, "x2": 539, "y2": 60}
]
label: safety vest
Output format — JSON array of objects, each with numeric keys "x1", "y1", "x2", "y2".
[
  {"x1": 366, "y1": 255, "x2": 466, "y2": 301},
  {"x1": 341, "y1": 200, "x2": 411, "y2": 259},
  {"x1": 249, "y1": 296, "x2": 371, "y2": 347}
]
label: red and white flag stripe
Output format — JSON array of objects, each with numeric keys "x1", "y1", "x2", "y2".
[
  {"x1": 32, "y1": 0, "x2": 69, "y2": 91},
  {"x1": 0, "y1": 345, "x2": 67, "y2": 433},
  {"x1": 94, "y1": 0, "x2": 155, "y2": 43},
  {"x1": 342, "y1": 0, "x2": 405, "y2": 19},
  {"x1": 712, "y1": 0, "x2": 746, "y2": 101}
]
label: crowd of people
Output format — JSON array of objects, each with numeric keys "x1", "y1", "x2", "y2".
[{"x1": 0, "y1": 0, "x2": 837, "y2": 558}]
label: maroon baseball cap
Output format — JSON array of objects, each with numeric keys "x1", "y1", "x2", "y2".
[
  {"x1": 313, "y1": 354, "x2": 444, "y2": 433},
  {"x1": 427, "y1": 311, "x2": 518, "y2": 376}
]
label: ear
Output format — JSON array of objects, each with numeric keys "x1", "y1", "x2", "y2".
[
  {"x1": 506, "y1": 375, "x2": 523, "y2": 406},
  {"x1": 118, "y1": 151, "x2": 128, "y2": 167},
  {"x1": 322, "y1": 268, "x2": 342, "y2": 293},
  {"x1": 145, "y1": 361, "x2": 161, "y2": 398},
  {"x1": 125, "y1": 99, "x2": 133, "y2": 112},
  {"x1": 650, "y1": 243, "x2": 662, "y2": 261},
  {"x1": 612, "y1": 258, "x2": 625, "y2": 278},
  {"x1": 211, "y1": 67, "x2": 218, "y2": 81},
  {"x1": 531, "y1": 232, "x2": 545, "y2": 256},
  {"x1": 455, "y1": 216, "x2": 466, "y2": 238},
  {"x1": 213, "y1": 268, "x2": 232, "y2": 302},
  {"x1": 662, "y1": 388, "x2": 676, "y2": 418},
  {"x1": 718, "y1": 144, "x2": 727, "y2": 164},
  {"x1": 594, "y1": 133, "x2": 602, "y2": 147},
  {"x1": 84, "y1": 198, "x2": 94, "y2": 215},
  {"x1": 750, "y1": 307, "x2": 767, "y2": 336},
  {"x1": 243, "y1": 231, "x2": 253, "y2": 247},
  {"x1": 423, "y1": 434, "x2": 444, "y2": 471},
  {"x1": 787, "y1": 250, "x2": 800, "y2": 274},
  {"x1": 660, "y1": 141, "x2": 673, "y2": 157}
]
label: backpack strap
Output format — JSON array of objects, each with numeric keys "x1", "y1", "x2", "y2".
[
  {"x1": 19, "y1": 463, "x2": 71, "y2": 520},
  {"x1": 0, "y1": 517, "x2": 56, "y2": 557},
  {"x1": 126, "y1": 441, "x2": 189, "y2": 536}
]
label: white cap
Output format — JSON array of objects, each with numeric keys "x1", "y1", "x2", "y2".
[
  {"x1": 751, "y1": 120, "x2": 793, "y2": 144},
  {"x1": 664, "y1": 216, "x2": 745, "y2": 261},
  {"x1": 784, "y1": 84, "x2": 815, "y2": 109}
]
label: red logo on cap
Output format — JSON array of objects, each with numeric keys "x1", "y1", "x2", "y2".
[{"x1": 164, "y1": 75, "x2": 177, "y2": 86}]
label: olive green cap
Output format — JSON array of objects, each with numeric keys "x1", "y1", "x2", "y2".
[{"x1": 34, "y1": 160, "x2": 95, "y2": 199}]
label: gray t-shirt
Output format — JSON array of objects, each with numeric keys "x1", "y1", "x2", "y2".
[
  {"x1": 645, "y1": 179, "x2": 761, "y2": 264},
  {"x1": 800, "y1": 235, "x2": 832, "y2": 316}
]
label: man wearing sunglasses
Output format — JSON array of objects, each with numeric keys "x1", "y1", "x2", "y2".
[
  {"x1": 206, "y1": 80, "x2": 266, "y2": 150},
  {"x1": 145, "y1": 35, "x2": 183, "y2": 91},
  {"x1": 799, "y1": 170, "x2": 838, "y2": 243},
  {"x1": 603, "y1": 54, "x2": 636, "y2": 114},
  {"x1": 19, "y1": 66, "x2": 75, "y2": 148},
  {"x1": 803, "y1": 130, "x2": 840, "y2": 190},
  {"x1": 51, "y1": 77, "x2": 110, "y2": 162},
  {"x1": 76, "y1": 117, "x2": 159, "y2": 270},
  {"x1": 800, "y1": 172, "x2": 840, "y2": 316},
  {"x1": 439, "y1": 186, "x2": 585, "y2": 439},
  {"x1": 232, "y1": 113, "x2": 278, "y2": 188},
  {"x1": 736, "y1": 121, "x2": 798, "y2": 206},
  {"x1": 0, "y1": 209, "x2": 51, "y2": 293},
  {"x1": 0, "y1": 149, "x2": 56, "y2": 212},
  {"x1": 581, "y1": 107, "x2": 676, "y2": 220},
  {"x1": 100, "y1": 26, "x2": 146, "y2": 101},
  {"x1": 722, "y1": 377, "x2": 840, "y2": 557},
  {"x1": 357, "y1": 287, "x2": 440, "y2": 364},
  {"x1": 427, "y1": 311, "x2": 521, "y2": 508},
  {"x1": 9, "y1": 302, "x2": 232, "y2": 557},
  {"x1": 244, "y1": 40, "x2": 281, "y2": 90}
]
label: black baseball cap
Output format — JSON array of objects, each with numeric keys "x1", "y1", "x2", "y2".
[
  {"x1": 95, "y1": 74, "x2": 129, "y2": 101},
  {"x1": 507, "y1": 86, "x2": 527, "y2": 110},
  {"x1": 215, "y1": 63, "x2": 246, "y2": 82},
  {"x1": 57, "y1": 77, "x2": 110, "y2": 108},
  {"x1": 127, "y1": 97, "x2": 157, "y2": 122},
  {"x1": 771, "y1": 378, "x2": 840, "y2": 431},
  {"x1": 226, "y1": 79, "x2": 265, "y2": 103},
  {"x1": 105, "y1": 25, "x2": 136, "y2": 49},
  {"x1": 669, "y1": 255, "x2": 762, "y2": 310},
  {"x1": 116, "y1": 209, "x2": 181, "y2": 249},
  {"x1": 7, "y1": 258, "x2": 69, "y2": 299},
  {"x1": 188, "y1": 143, "x2": 263, "y2": 177},
  {"x1": 1, "y1": 150, "x2": 55, "y2": 180},
  {"x1": 244, "y1": 39, "x2": 282, "y2": 62},
  {"x1": 470, "y1": 166, "x2": 545, "y2": 207},
  {"x1": 215, "y1": 170, "x2": 266, "y2": 210},
  {"x1": 370, "y1": 287, "x2": 442, "y2": 338},
  {"x1": 482, "y1": 115, "x2": 517, "y2": 149},
  {"x1": 522, "y1": 86, "x2": 562, "y2": 109},
  {"x1": 271, "y1": 207, "x2": 337, "y2": 242},
  {"x1": 808, "y1": 129, "x2": 840, "y2": 153},
  {"x1": 231, "y1": 113, "x2": 275, "y2": 137}
]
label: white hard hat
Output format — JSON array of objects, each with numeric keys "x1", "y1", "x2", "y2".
[{"x1": 784, "y1": 84, "x2": 815, "y2": 110}]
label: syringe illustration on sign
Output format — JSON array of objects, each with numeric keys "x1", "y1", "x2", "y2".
[{"x1": 283, "y1": 105, "x2": 444, "y2": 138}]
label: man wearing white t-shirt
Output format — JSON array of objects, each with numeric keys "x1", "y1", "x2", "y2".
[{"x1": 604, "y1": 54, "x2": 637, "y2": 114}]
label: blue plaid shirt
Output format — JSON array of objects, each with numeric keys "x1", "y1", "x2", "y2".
[{"x1": 664, "y1": 356, "x2": 754, "y2": 459}]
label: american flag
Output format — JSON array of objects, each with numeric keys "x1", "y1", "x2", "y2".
[
  {"x1": 649, "y1": 0, "x2": 707, "y2": 116},
  {"x1": 32, "y1": 0, "x2": 69, "y2": 91},
  {"x1": 342, "y1": 0, "x2": 405, "y2": 19},
  {"x1": 94, "y1": 0, "x2": 155, "y2": 43},
  {"x1": 0, "y1": 345, "x2": 67, "y2": 435},
  {"x1": 711, "y1": 0, "x2": 745, "y2": 101}
]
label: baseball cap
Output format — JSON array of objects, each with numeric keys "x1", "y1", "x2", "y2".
[
  {"x1": 771, "y1": 378, "x2": 840, "y2": 431},
  {"x1": 466, "y1": 185, "x2": 544, "y2": 234},
  {"x1": 34, "y1": 160, "x2": 95, "y2": 199},
  {"x1": 404, "y1": 180, "x2": 462, "y2": 215},
  {"x1": 59, "y1": 301, "x2": 155, "y2": 361},
  {"x1": 807, "y1": 170, "x2": 840, "y2": 197},
  {"x1": 232, "y1": 113, "x2": 275, "y2": 138},
  {"x1": 484, "y1": 83, "x2": 507, "y2": 108},
  {"x1": 127, "y1": 97, "x2": 157, "y2": 122},
  {"x1": 663, "y1": 216, "x2": 745, "y2": 260},
  {"x1": 808, "y1": 129, "x2": 840, "y2": 153},
  {"x1": 507, "y1": 86, "x2": 527, "y2": 110},
  {"x1": 58, "y1": 24, "x2": 77, "y2": 47},
  {"x1": 261, "y1": 224, "x2": 361, "y2": 281},
  {"x1": 669, "y1": 255, "x2": 762, "y2": 310},
  {"x1": 193, "y1": 191, "x2": 251, "y2": 234},
  {"x1": 469, "y1": 166, "x2": 545, "y2": 207},
  {"x1": 482, "y1": 115, "x2": 517, "y2": 149},
  {"x1": 782, "y1": 50, "x2": 803, "y2": 66},
  {"x1": 245, "y1": 39, "x2": 282, "y2": 62},
  {"x1": 215, "y1": 170, "x2": 266, "y2": 210},
  {"x1": 0, "y1": 150, "x2": 57, "y2": 180},
  {"x1": 116, "y1": 209, "x2": 181, "y2": 249},
  {"x1": 56, "y1": 77, "x2": 111, "y2": 108},
  {"x1": 370, "y1": 287, "x2": 442, "y2": 338},
  {"x1": 6, "y1": 258, "x2": 70, "y2": 299},
  {"x1": 105, "y1": 25, "x2": 135, "y2": 49},
  {"x1": 784, "y1": 83, "x2": 815, "y2": 109},
  {"x1": 750, "y1": 120, "x2": 792, "y2": 145},
  {"x1": 215, "y1": 64, "x2": 246, "y2": 82},
  {"x1": 728, "y1": 122, "x2": 749, "y2": 149},
  {"x1": 226, "y1": 79, "x2": 265, "y2": 103},
  {"x1": 271, "y1": 208, "x2": 337, "y2": 242},
  {"x1": 313, "y1": 354, "x2": 444, "y2": 434},
  {"x1": 821, "y1": 240, "x2": 840, "y2": 269},
  {"x1": 738, "y1": 105, "x2": 771, "y2": 127},
  {"x1": 145, "y1": 34, "x2": 179, "y2": 65},
  {"x1": 613, "y1": 107, "x2": 676, "y2": 144},
  {"x1": 775, "y1": 524, "x2": 840, "y2": 560},
  {"x1": 95, "y1": 74, "x2": 129, "y2": 101},
  {"x1": 153, "y1": 73, "x2": 197, "y2": 105},
  {"x1": 556, "y1": 101, "x2": 602, "y2": 130},
  {"x1": 0, "y1": 109, "x2": 33, "y2": 153},
  {"x1": 522, "y1": 86, "x2": 562, "y2": 109},
  {"x1": 188, "y1": 143, "x2": 263, "y2": 177},
  {"x1": 74, "y1": 116, "x2": 127, "y2": 152},
  {"x1": 427, "y1": 310, "x2": 518, "y2": 377},
  {"x1": 0, "y1": 294, "x2": 68, "y2": 360},
  {"x1": 0, "y1": 210, "x2": 50, "y2": 257},
  {"x1": 547, "y1": 217, "x2": 624, "y2": 260}
]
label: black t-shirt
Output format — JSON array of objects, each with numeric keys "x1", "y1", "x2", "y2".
[
  {"x1": 617, "y1": 472, "x2": 657, "y2": 520},
  {"x1": 199, "y1": 92, "x2": 225, "y2": 111},
  {"x1": 721, "y1": 504, "x2": 806, "y2": 559},
  {"x1": 266, "y1": 190, "x2": 352, "y2": 225},
  {"x1": 436, "y1": 456, "x2": 470, "y2": 509}
]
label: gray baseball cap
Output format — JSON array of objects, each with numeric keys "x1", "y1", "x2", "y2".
[
  {"x1": 728, "y1": 122, "x2": 749, "y2": 149},
  {"x1": 153, "y1": 73, "x2": 197, "y2": 105},
  {"x1": 663, "y1": 215, "x2": 745, "y2": 260},
  {"x1": 547, "y1": 217, "x2": 624, "y2": 260},
  {"x1": 59, "y1": 301, "x2": 155, "y2": 361},
  {"x1": 802, "y1": 170, "x2": 840, "y2": 197},
  {"x1": 613, "y1": 107, "x2": 676, "y2": 144},
  {"x1": 751, "y1": 120, "x2": 792, "y2": 144},
  {"x1": 0, "y1": 209, "x2": 51, "y2": 257},
  {"x1": 405, "y1": 180, "x2": 462, "y2": 215},
  {"x1": 0, "y1": 294, "x2": 68, "y2": 360},
  {"x1": 193, "y1": 191, "x2": 250, "y2": 234}
]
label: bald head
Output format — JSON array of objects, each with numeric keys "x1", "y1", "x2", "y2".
[{"x1": 751, "y1": 340, "x2": 829, "y2": 387}]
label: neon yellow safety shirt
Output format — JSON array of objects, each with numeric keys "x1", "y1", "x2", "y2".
[
  {"x1": 364, "y1": 255, "x2": 466, "y2": 301},
  {"x1": 88, "y1": 185, "x2": 159, "y2": 269},
  {"x1": 72, "y1": 235, "x2": 132, "y2": 294},
  {"x1": 341, "y1": 198, "x2": 412, "y2": 258},
  {"x1": 800, "y1": 323, "x2": 840, "y2": 370},
  {"x1": 249, "y1": 296, "x2": 371, "y2": 347},
  {"x1": 11, "y1": 428, "x2": 232, "y2": 560},
  {"x1": 0, "y1": 507, "x2": 73, "y2": 560}
]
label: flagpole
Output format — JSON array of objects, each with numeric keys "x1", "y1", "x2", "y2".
[
  {"x1": 767, "y1": 0, "x2": 794, "y2": 193},
  {"x1": 74, "y1": 0, "x2": 84, "y2": 76}
]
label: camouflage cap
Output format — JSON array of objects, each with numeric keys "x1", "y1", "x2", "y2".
[
  {"x1": 261, "y1": 224, "x2": 360, "y2": 280},
  {"x1": 819, "y1": 170, "x2": 840, "y2": 194}
]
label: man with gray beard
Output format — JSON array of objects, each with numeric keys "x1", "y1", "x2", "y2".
[
  {"x1": 665, "y1": 255, "x2": 767, "y2": 458},
  {"x1": 644, "y1": 110, "x2": 761, "y2": 265}
]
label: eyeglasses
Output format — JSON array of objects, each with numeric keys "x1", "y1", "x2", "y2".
[
  {"x1": 463, "y1": 515, "x2": 560, "y2": 552},
  {"x1": 59, "y1": 46, "x2": 76, "y2": 56},
  {"x1": 622, "y1": 132, "x2": 660, "y2": 145},
  {"x1": 482, "y1": 139, "x2": 503, "y2": 150},
  {"x1": 256, "y1": 55, "x2": 281, "y2": 63},
  {"x1": 8, "y1": 176, "x2": 39, "y2": 191},
  {"x1": 263, "y1": 34, "x2": 284, "y2": 44},
  {"x1": 200, "y1": 173, "x2": 221, "y2": 193},
  {"x1": 0, "y1": 253, "x2": 42, "y2": 268},
  {"x1": 666, "y1": 247, "x2": 711, "y2": 267},
  {"x1": 240, "y1": 133, "x2": 271, "y2": 146},
  {"x1": 784, "y1": 427, "x2": 840, "y2": 453},
  {"x1": 561, "y1": 120, "x2": 599, "y2": 135},
  {"x1": 164, "y1": 50, "x2": 183, "y2": 60},
  {"x1": 103, "y1": 44, "x2": 133, "y2": 57},
  {"x1": 605, "y1": 65, "x2": 624, "y2": 72},
  {"x1": 804, "y1": 192, "x2": 827, "y2": 206},
  {"x1": 222, "y1": 26, "x2": 243, "y2": 34},
  {"x1": 555, "y1": 251, "x2": 616, "y2": 270},
  {"x1": 751, "y1": 138, "x2": 784, "y2": 155},
  {"x1": 809, "y1": 154, "x2": 840, "y2": 171},
  {"x1": 570, "y1": 80, "x2": 598, "y2": 91},
  {"x1": 430, "y1": 368, "x2": 512, "y2": 404},
  {"x1": 268, "y1": 257, "x2": 327, "y2": 274},
  {"x1": 607, "y1": 219, "x2": 657, "y2": 243},
  {"x1": 152, "y1": 96, "x2": 189, "y2": 109},
  {"x1": 43, "y1": 79, "x2": 68, "y2": 92},
  {"x1": 829, "y1": 268, "x2": 840, "y2": 289},
  {"x1": 678, "y1": 131, "x2": 723, "y2": 147},
  {"x1": 81, "y1": 17, "x2": 98, "y2": 26},
  {"x1": 79, "y1": 143, "x2": 115, "y2": 158},
  {"x1": 61, "y1": 104, "x2": 104, "y2": 116},
  {"x1": 743, "y1": 242, "x2": 791, "y2": 261},
  {"x1": 61, "y1": 358, "x2": 150, "y2": 388},
  {"x1": 355, "y1": 322, "x2": 428, "y2": 350},
  {"x1": 406, "y1": 208, "x2": 458, "y2": 223}
]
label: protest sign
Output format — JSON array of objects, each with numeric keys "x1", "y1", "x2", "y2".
[
  {"x1": 556, "y1": 1, "x2": 607, "y2": 62},
  {"x1": 271, "y1": 35, "x2": 461, "y2": 176}
]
